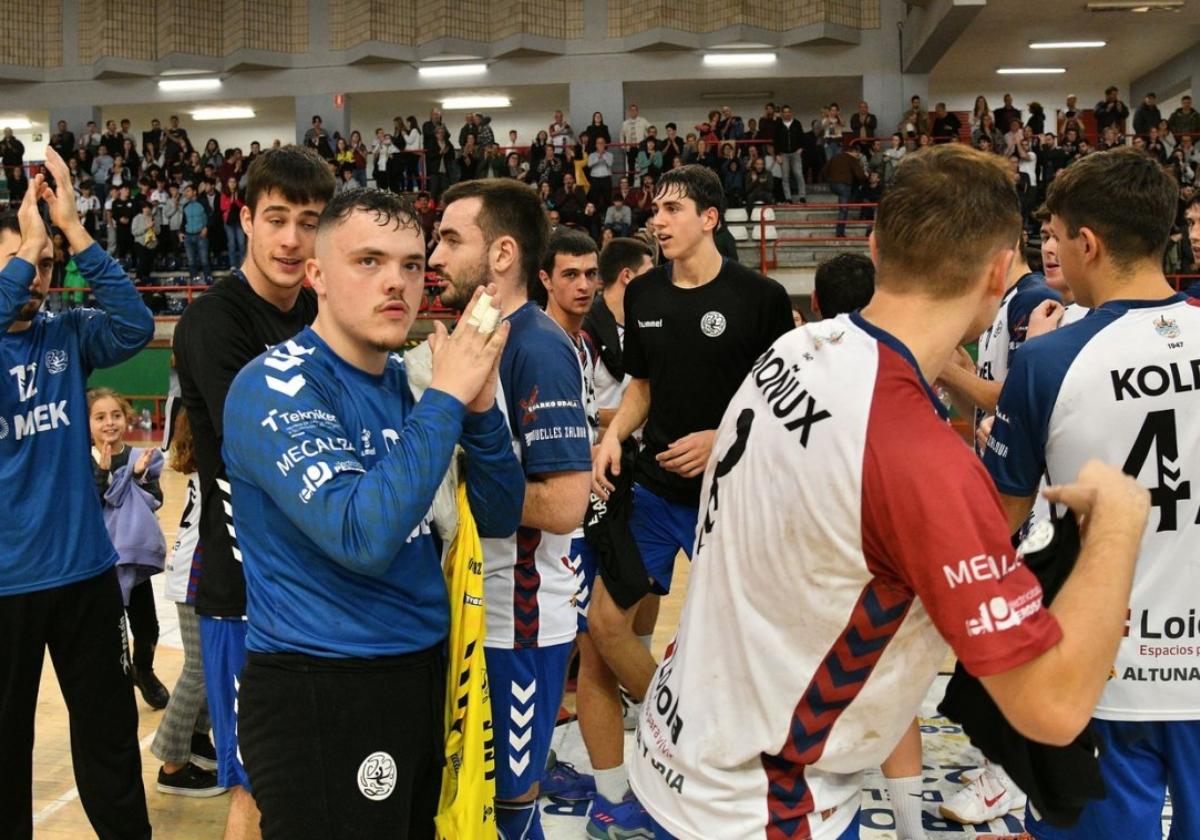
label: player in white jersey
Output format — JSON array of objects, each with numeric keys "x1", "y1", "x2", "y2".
[
  {"x1": 533, "y1": 229, "x2": 603, "y2": 803},
  {"x1": 986, "y1": 148, "x2": 1200, "y2": 839},
  {"x1": 430, "y1": 180, "x2": 593, "y2": 840},
  {"x1": 629, "y1": 144, "x2": 1151, "y2": 840}
]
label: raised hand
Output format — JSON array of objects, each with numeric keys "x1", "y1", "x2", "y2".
[
  {"x1": 15, "y1": 173, "x2": 48, "y2": 265},
  {"x1": 98, "y1": 442, "x2": 113, "y2": 471},
  {"x1": 428, "y1": 284, "x2": 510, "y2": 409},
  {"x1": 133, "y1": 447, "x2": 153, "y2": 477}
]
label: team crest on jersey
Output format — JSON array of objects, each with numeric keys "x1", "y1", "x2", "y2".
[
  {"x1": 357, "y1": 751, "x2": 397, "y2": 800},
  {"x1": 700, "y1": 311, "x2": 727, "y2": 338},
  {"x1": 812, "y1": 330, "x2": 844, "y2": 350},
  {"x1": 44, "y1": 349, "x2": 69, "y2": 374},
  {"x1": 519, "y1": 385, "x2": 540, "y2": 426},
  {"x1": 1154, "y1": 315, "x2": 1181, "y2": 339}
]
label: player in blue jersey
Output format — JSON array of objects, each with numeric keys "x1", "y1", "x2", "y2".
[
  {"x1": 986, "y1": 148, "x2": 1200, "y2": 840},
  {"x1": 431, "y1": 180, "x2": 593, "y2": 840},
  {"x1": 0, "y1": 148, "x2": 154, "y2": 838},
  {"x1": 223, "y1": 188, "x2": 524, "y2": 838}
]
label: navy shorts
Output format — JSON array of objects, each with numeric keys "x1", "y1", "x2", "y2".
[
  {"x1": 199, "y1": 616, "x2": 251, "y2": 790},
  {"x1": 1026, "y1": 718, "x2": 1200, "y2": 840},
  {"x1": 627, "y1": 484, "x2": 698, "y2": 595},
  {"x1": 485, "y1": 642, "x2": 573, "y2": 800}
]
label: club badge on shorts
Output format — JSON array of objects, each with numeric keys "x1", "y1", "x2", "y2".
[{"x1": 358, "y1": 751, "x2": 397, "y2": 800}]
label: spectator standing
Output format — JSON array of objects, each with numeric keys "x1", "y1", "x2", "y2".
[
  {"x1": 420, "y1": 107, "x2": 443, "y2": 153},
  {"x1": 1026, "y1": 101, "x2": 1046, "y2": 135},
  {"x1": 588, "y1": 136, "x2": 615, "y2": 208},
  {"x1": 773, "y1": 104, "x2": 807, "y2": 203},
  {"x1": 972, "y1": 114, "x2": 1005, "y2": 152},
  {"x1": 621, "y1": 104, "x2": 650, "y2": 147},
  {"x1": 348, "y1": 129, "x2": 369, "y2": 187},
  {"x1": 755, "y1": 103, "x2": 779, "y2": 154},
  {"x1": 475, "y1": 113, "x2": 495, "y2": 148},
  {"x1": 931, "y1": 102, "x2": 962, "y2": 143},
  {"x1": 478, "y1": 143, "x2": 506, "y2": 179},
  {"x1": 372, "y1": 133, "x2": 397, "y2": 191},
  {"x1": 821, "y1": 103, "x2": 845, "y2": 158},
  {"x1": 1169, "y1": 95, "x2": 1200, "y2": 139},
  {"x1": 583, "y1": 111, "x2": 612, "y2": 153},
  {"x1": 130, "y1": 204, "x2": 159, "y2": 281},
  {"x1": 458, "y1": 135, "x2": 480, "y2": 182},
  {"x1": 850, "y1": 100, "x2": 878, "y2": 142},
  {"x1": 201, "y1": 139, "x2": 223, "y2": 171},
  {"x1": 220, "y1": 177, "x2": 246, "y2": 270},
  {"x1": 556, "y1": 172, "x2": 588, "y2": 224},
  {"x1": 716, "y1": 106, "x2": 744, "y2": 142},
  {"x1": 401, "y1": 117, "x2": 422, "y2": 192},
  {"x1": 91, "y1": 145, "x2": 114, "y2": 204},
  {"x1": 50, "y1": 120, "x2": 75, "y2": 160},
  {"x1": 100, "y1": 120, "x2": 124, "y2": 156},
  {"x1": 994, "y1": 94, "x2": 1022, "y2": 132},
  {"x1": 822, "y1": 144, "x2": 867, "y2": 237},
  {"x1": 1133, "y1": 92, "x2": 1162, "y2": 137},
  {"x1": 457, "y1": 113, "x2": 476, "y2": 149},
  {"x1": 1095, "y1": 86, "x2": 1130, "y2": 134},
  {"x1": 529, "y1": 129, "x2": 550, "y2": 169},
  {"x1": 899, "y1": 95, "x2": 930, "y2": 139},
  {"x1": 549, "y1": 109, "x2": 574, "y2": 155},
  {"x1": 180, "y1": 184, "x2": 210, "y2": 282},
  {"x1": 970, "y1": 95, "x2": 991, "y2": 132}
]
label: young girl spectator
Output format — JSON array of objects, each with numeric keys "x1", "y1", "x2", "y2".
[
  {"x1": 88, "y1": 388, "x2": 169, "y2": 710},
  {"x1": 220, "y1": 177, "x2": 245, "y2": 269},
  {"x1": 334, "y1": 137, "x2": 354, "y2": 171},
  {"x1": 970, "y1": 96, "x2": 990, "y2": 132},
  {"x1": 149, "y1": 410, "x2": 224, "y2": 797}
]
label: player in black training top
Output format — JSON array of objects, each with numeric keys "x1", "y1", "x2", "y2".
[
  {"x1": 586, "y1": 164, "x2": 793, "y2": 832},
  {"x1": 172, "y1": 145, "x2": 335, "y2": 837}
]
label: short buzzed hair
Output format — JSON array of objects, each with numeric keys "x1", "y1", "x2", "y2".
[
  {"x1": 814, "y1": 253, "x2": 875, "y2": 318},
  {"x1": 874, "y1": 145, "x2": 1020, "y2": 298}
]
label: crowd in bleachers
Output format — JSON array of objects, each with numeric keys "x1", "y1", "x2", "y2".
[{"x1": 1, "y1": 84, "x2": 1197, "y2": 299}]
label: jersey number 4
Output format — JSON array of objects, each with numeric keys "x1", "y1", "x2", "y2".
[{"x1": 1123, "y1": 409, "x2": 1195, "y2": 533}]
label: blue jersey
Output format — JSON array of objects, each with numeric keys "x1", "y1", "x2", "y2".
[
  {"x1": 985, "y1": 295, "x2": 1200, "y2": 721},
  {"x1": 482, "y1": 302, "x2": 592, "y2": 649},
  {"x1": 0, "y1": 244, "x2": 154, "y2": 595},
  {"x1": 222, "y1": 326, "x2": 524, "y2": 659}
]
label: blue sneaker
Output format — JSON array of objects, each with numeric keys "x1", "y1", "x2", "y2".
[
  {"x1": 586, "y1": 791, "x2": 655, "y2": 839},
  {"x1": 540, "y1": 749, "x2": 595, "y2": 802}
]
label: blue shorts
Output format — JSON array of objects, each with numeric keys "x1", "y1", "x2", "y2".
[
  {"x1": 485, "y1": 642, "x2": 573, "y2": 800},
  {"x1": 199, "y1": 616, "x2": 251, "y2": 790},
  {"x1": 628, "y1": 484, "x2": 698, "y2": 595},
  {"x1": 1026, "y1": 718, "x2": 1200, "y2": 840},
  {"x1": 570, "y1": 536, "x2": 598, "y2": 634}
]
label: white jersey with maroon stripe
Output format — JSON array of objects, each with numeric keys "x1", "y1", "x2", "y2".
[{"x1": 629, "y1": 314, "x2": 1062, "y2": 840}]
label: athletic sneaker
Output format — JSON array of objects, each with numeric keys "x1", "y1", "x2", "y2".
[
  {"x1": 133, "y1": 668, "x2": 170, "y2": 710},
  {"x1": 190, "y1": 732, "x2": 218, "y2": 772},
  {"x1": 619, "y1": 686, "x2": 641, "y2": 732},
  {"x1": 939, "y1": 767, "x2": 1027, "y2": 824},
  {"x1": 156, "y1": 762, "x2": 227, "y2": 798},
  {"x1": 586, "y1": 790, "x2": 655, "y2": 839},
  {"x1": 541, "y1": 749, "x2": 595, "y2": 802}
]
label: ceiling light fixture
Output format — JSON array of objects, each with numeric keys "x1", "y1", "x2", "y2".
[
  {"x1": 997, "y1": 67, "x2": 1067, "y2": 75},
  {"x1": 158, "y1": 77, "x2": 222, "y2": 92},
  {"x1": 1029, "y1": 40, "x2": 1107, "y2": 49},
  {"x1": 441, "y1": 96, "x2": 511, "y2": 110},
  {"x1": 191, "y1": 107, "x2": 256, "y2": 121},
  {"x1": 418, "y1": 63, "x2": 487, "y2": 79},
  {"x1": 702, "y1": 52, "x2": 776, "y2": 68}
]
